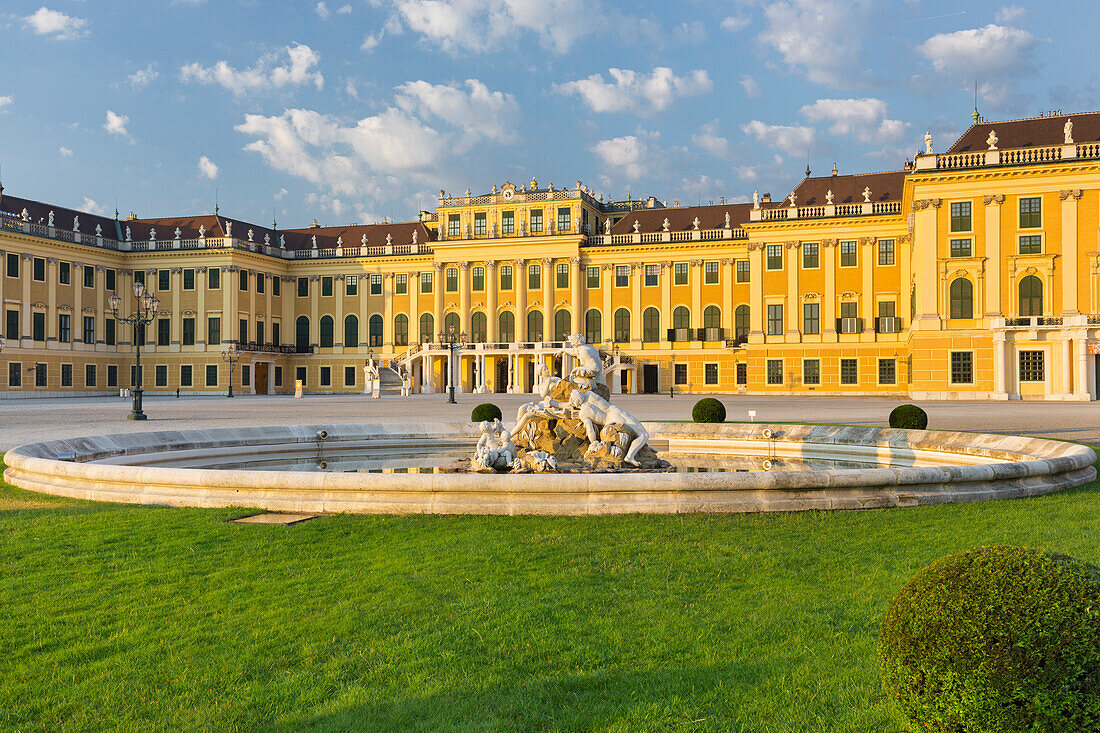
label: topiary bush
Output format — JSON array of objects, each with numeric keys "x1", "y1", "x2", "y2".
[
  {"x1": 470, "y1": 402, "x2": 502, "y2": 423},
  {"x1": 879, "y1": 546, "x2": 1100, "y2": 732},
  {"x1": 691, "y1": 397, "x2": 726, "y2": 423},
  {"x1": 889, "y1": 404, "x2": 928, "y2": 430}
]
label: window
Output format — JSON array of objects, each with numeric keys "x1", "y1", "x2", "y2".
[
  {"x1": 32, "y1": 312, "x2": 45, "y2": 341},
  {"x1": 615, "y1": 266, "x2": 629, "y2": 287},
  {"x1": 447, "y1": 214, "x2": 460, "y2": 238},
  {"x1": 803, "y1": 303, "x2": 820, "y2": 335},
  {"x1": 257, "y1": 274, "x2": 265, "y2": 294},
  {"x1": 207, "y1": 317, "x2": 221, "y2": 345},
  {"x1": 705, "y1": 261, "x2": 719, "y2": 284},
  {"x1": 155, "y1": 365, "x2": 167, "y2": 387},
  {"x1": 879, "y1": 358, "x2": 896, "y2": 385},
  {"x1": 272, "y1": 276, "x2": 281, "y2": 297},
  {"x1": 395, "y1": 273, "x2": 407, "y2": 294},
  {"x1": 766, "y1": 304, "x2": 783, "y2": 335},
  {"x1": 840, "y1": 302, "x2": 858, "y2": 319},
  {"x1": 1019, "y1": 275, "x2": 1043, "y2": 316},
  {"x1": 182, "y1": 268, "x2": 195, "y2": 290},
  {"x1": 136, "y1": 270, "x2": 148, "y2": 288},
  {"x1": 5, "y1": 253, "x2": 17, "y2": 278},
  {"x1": 207, "y1": 364, "x2": 220, "y2": 387},
  {"x1": 33, "y1": 257, "x2": 45, "y2": 281},
  {"x1": 671, "y1": 306, "x2": 690, "y2": 341},
  {"x1": 369, "y1": 314, "x2": 383, "y2": 347},
  {"x1": 394, "y1": 314, "x2": 408, "y2": 346},
  {"x1": 766, "y1": 244, "x2": 783, "y2": 270},
  {"x1": 471, "y1": 312, "x2": 487, "y2": 342},
  {"x1": 705, "y1": 363, "x2": 718, "y2": 385},
  {"x1": 877, "y1": 301, "x2": 898, "y2": 333},
  {"x1": 83, "y1": 265, "x2": 95, "y2": 289},
  {"x1": 644, "y1": 264, "x2": 659, "y2": 287},
  {"x1": 1019, "y1": 350, "x2": 1044, "y2": 382},
  {"x1": 556, "y1": 263, "x2": 569, "y2": 288},
  {"x1": 297, "y1": 277, "x2": 309, "y2": 297},
  {"x1": 1019, "y1": 196, "x2": 1041, "y2": 228},
  {"x1": 527, "y1": 311, "x2": 544, "y2": 341},
  {"x1": 502, "y1": 210, "x2": 514, "y2": 234},
  {"x1": 557, "y1": 207, "x2": 570, "y2": 232},
  {"x1": 59, "y1": 262, "x2": 71, "y2": 285},
  {"x1": 446, "y1": 268, "x2": 458, "y2": 292},
  {"x1": 107, "y1": 365, "x2": 117, "y2": 387},
  {"x1": 155, "y1": 319, "x2": 169, "y2": 347},
  {"x1": 320, "y1": 367, "x2": 331, "y2": 387},
  {"x1": 154, "y1": 269, "x2": 168, "y2": 291},
  {"x1": 840, "y1": 240, "x2": 857, "y2": 267},
  {"x1": 60, "y1": 364, "x2": 72, "y2": 387},
  {"x1": 35, "y1": 363, "x2": 47, "y2": 387},
  {"x1": 951, "y1": 352, "x2": 974, "y2": 384},
  {"x1": 295, "y1": 366, "x2": 306, "y2": 386},
  {"x1": 584, "y1": 309, "x2": 601, "y2": 344},
  {"x1": 674, "y1": 263, "x2": 688, "y2": 285},
  {"x1": 736, "y1": 260, "x2": 749, "y2": 283},
  {"x1": 242, "y1": 365, "x2": 251, "y2": 388},
  {"x1": 474, "y1": 212, "x2": 487, "y2": 236},
  {"x1": 500, "y1": 266, "x2": 513, "y2": 291},
  {"x1": 235, "y1": 270, "x2": 251, "y2": 292},
  {"x1": 105, "y1": 318, "x2": 116, "y2": 346},
  {"x1": 106, "y1": 269, "x2": 116, "y2": 291},
  {"x1": 319, "y1": 316, "x2": 334, "y2": 348},
  {"x1": 498, "y1": 311, "x2": 515, "y2": 343},
  {"x1": 208, "y1": 268, "x2": 220, "y2": 289},
  {"x1": 734, "y1": 305, "x2": 750, "y2": 338},
  {"x1": 675, "y1": 363, "x2": 688, "y2": 385},
  {"x1": 240, "y1": 319, "x2": 251, "y2": 345},
  {"x1": 85, "y1": 364, "x2": 97, "y2": 387},
  {"x1": 321, "y1": 276, "x2": 333, "y2": 297},
  {"x1": 528, "y1": 264, "x2": 541, "y2": 290},
  {"x1": 272, "y1": 322, "x2": 280, "y2": 346},
  {"x1": 766, "y1": 359, "x2": 783, "y2": 385},
  {"x1": 345, "y1": 366, "x2": 356, "y2": 387},
  {"x1": 296, "y1": 316, "x2": 310, "y2": 352},
  {"x1": 421, "y1": 271, "x2": 433, "y2": 293},
  {"x1": 950, "y1": 238, "x2": 972, "y2": 257},
  {"x1": 736, "y1": 362, "x2": 747, "y2": 385},
  {"x1": 346, "y1": 275, "x2": 358, "y2": 296},
  {"x1": 803, "y1": 242, "x2": 819, "y2": 269},
  {"x1": 613, "y1": 308, "x2": 630, "y2": 343},
  {"x1": 256, "y1": 321, "x2": 264, "y2": 345},
  {"x1": 1019, "y1": 235, "x2": 1042, "y2": 255},
  {"x1": 530, "y1": 209, "x2": 543, "y2": 233},
  {"x1": 5, "y1": 309, "x2": 17, "y2": 341},
  {"x1": 642, "y1": 308, "x2": 660, "y2": 342},
  {"x1": 840, "y1": 358, "x2": 858, "y2": 385},
  {"x1": 472, "y1": 266, "x2": 485, "y2": 291},
  {"x1": 8, "y1": 362, "x2": 20, "y2": 387},
  {"x1": 703, "y1": 306, "x2": 721, "y2": 341},
  {"x1": 82, "y1": 316, "x2": 94, "y2": 344},
  {"x1": 804, "y1": 359, "x2": 820, "y2": 385},
  {"x1": 950, "y1": 201, "x2": 972, "y2": 232},
  {"x1": 420, "y1": 313, "x2": 434, "y2": 343},
  {"x1": 180, "y1": 365, "x2": 192, "y2": 388},
  {"x1": 59, "y1": 314, "x2": 71, "y2": 343},
  {"x1": 949, "y1": 278, "x2": 974, "y2": 319},
  {"x1": 135, "y1": 322, "x2": 146, "y2": 346},
  {"x1": 878, "y1": 239, "x2": 895, "y2": 265},
  {"x1": 344, "y1": 314, "x2": 359, "y2": 348},
  {"x1": 274, "y1": 367, "x2": 282, "y2": 387}
]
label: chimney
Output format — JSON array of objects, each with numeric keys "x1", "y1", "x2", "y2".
[
  {"x1": 832, "y1": 163, "x2": 838, "y2": 177},
  {"x1": 761, "y1": 193, "x2": 771, "y2": 203}
]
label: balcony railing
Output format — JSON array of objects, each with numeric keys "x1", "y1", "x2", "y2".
[
  {"x1": 915, "y1": 141, "x2": 1100, "y2": 172},
  {"x1": 749, "y1": 201, "x2": 901, "y2": 223},
  {"x1": 229, "y1": 341, "x2": 311, "y2": 354},
  {"x1": 837, "y1": 317, "x2": 863, "y2": 334},
  {"x1": 875, "y1": 317, "x2": 902, "y2": 333}
]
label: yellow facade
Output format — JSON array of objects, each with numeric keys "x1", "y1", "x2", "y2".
[{"x1": 3, "y1": 112, "x2": 1100, "y2": 400}]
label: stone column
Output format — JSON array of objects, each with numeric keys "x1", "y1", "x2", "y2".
[
  {"x1": 993, "y1": 332, "x2": 1009, "y2": 398},
  {"x1": 570, "y1": 257, "x2": 583, "y2": 335},
  {"x1": 20, "y1": 255, "x2": 32, "y2": 347},
  {"x1": 822, "y1": 240, "x2": 837, "y2": 341},
  {"x1": 629, "y1": 263, "x2": 642, "y2": 347},
  {"x1": 659, "y1": 262, "x2": 672, "y2": 346},
  {"x1": 248, "y1": 269, "x2": 257, "y2": 344},
  {"x1": 1060, "y1": 189, "x2": 1083, "y2": 315},
  {"x1": 601, "y1": 264, "x2": 613, "y2": 346},
  {"x1": 333, "y1": 274, "x2": 345, "y2": 352},
  {"x1": 94, "y1": 265, "x2": 106, "y2": 349},
  {"x1": 383, "y1": 272, "x2": 394, "y2": 353},
  {"x1": 912, "y1": 199, "x2": 942, "y2": 329},
  {"x1": 264, "y1": 271, "x2": 273, "y2": 346},
  {"x1": 195, "y1": 268, "x2": 207, "y2": 348},
  {"x1": 1075, "y1": 335, "x2": 1091, "y2": 399},
  {"x1": 170, "y1": 268, "x2": 181, "y2": 350},
  {"x1": 222, "y1": 267, "x2": 235, "y2": 344},
  {"x1": 860, "y1": 238, "x2": 875, "y2": 336},
  {"x1": 1062, "y1": 337, "x2": 1073, "y2": 397},
  {"x1": 485, "y1": 260, "x2": 498, "y2": 342},
  {"x1": 747, "y1": 245, "x2": 764, "y2": 340},
  {"x1": 542, "y1": 257, "x2": 554, "y2": 341},
  {"x1": 73, "y1": 263, "x2": 84, "y2": 350},
  {"x1": 433, "y1": 263, "x2": 444, "y2": 335},
  {"x1": 983, "y1": 195, "x2": 1004, "y2": 317},
  {"x1": 308, "y1": 274, "x2": 319, "y2": 348},
  {"x1": 723, "y1": 258, "x2": 735, "y2": 340},
  {"x1": 47, "y1": 258, "x2": 58, "y2": 344},
  {"x1": 281, "y1": 276, "x2": 294, "y2": 349},
  {"x1": 785, "y1": 243, "x2": 800, "y2": 339},
  {"x1": 459, "y1": 261, "x2": 470, "y2": 335},
  {"x1": 690, "y1": 259, "x2": 703, "y2": 338},
  {"x1": 409, "y1": 270, "x2": 419, "y2": 348},
  {"x1": 515, "y1": 259, "x2": 527, "y2": 340}
]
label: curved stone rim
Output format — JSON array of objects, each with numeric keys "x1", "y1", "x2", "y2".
[{"x1": 3, "y1": 422, "x2": 1095, "y2": 515}]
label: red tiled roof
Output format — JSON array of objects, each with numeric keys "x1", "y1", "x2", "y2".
[
  {"x1": 1, "y1": 194, "x2": 121, "y2": 240},
  {"x1": 788, "y1": 171, "x2": 905, "y2": 206},
  {"x1": 280, "y1": 221, "x2": 435, "y2": 251},
  {"x1": 610, "y1": 202, "x2": 754, "y2": 235},
  {"x1": 946, "y1": 111, "x2": 1100, "y2": 153}
]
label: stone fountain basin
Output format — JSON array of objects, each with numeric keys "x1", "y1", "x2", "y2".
[{"x1": 3, "y1": 423, "x2": 1094, "y2": 515}]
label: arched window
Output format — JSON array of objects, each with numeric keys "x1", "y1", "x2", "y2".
[
  {"x1": 1019, "y1": 275, "x2": 1043, "y2": 316},
  {"x1": 527, "y1": 310, "x2": 544, "y2": 341},
  {"x1": 703, "y1": 305, "x2": 722, "y2": 341},
  {"x1": 735, "y1": 305, "x2": 750, "y2": 338},
  {"x1": 642, "y1": 307, "x2": 660, "y2": 342},
  {"x1": 393, "y1": 314, "x2": 408, "y2": 346},
  {"x1": 319, "y1": 315, "x2": 334, "y2": 348},
  {"x1": 673, "y1": 306, "x2": 690, "y2": 329},
  {"x1": 471, "y1": 312, "x2": 487, "y2": 343},
  {"x1": 344, "y1": 314, "x2": 359, "y2": 348},
  {"x1": 949, "y1": 278, "x2": 973, "y2": 319},
  {"x1": 369, "y1": 314, "x2": 383, "y2": 347},
  {"x1": 585, "y1": 309, "x2": 602, "y2": 345},
  {"x1": 498, "y1": 311, "x2": 515, "y2": 343},
  {"x1": 614, "y1": 308, "x2": 630, "y2": 343},
  {"x1": 444, "y1": 312, "x2": 460, "y2": 336},
  {"x1": 295, "y1": 315, "x2": 310, "y2": 352},
  {"x1": 554, "y1": 309, "x2": 570, "y2": 341},
  {"x1": 419, "y1": 313, "x2": 434, "y2": 343}
]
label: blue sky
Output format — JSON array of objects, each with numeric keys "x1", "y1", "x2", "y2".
[{"x1": 0, "y1": 0, "x2": 1096, "y2": 227}]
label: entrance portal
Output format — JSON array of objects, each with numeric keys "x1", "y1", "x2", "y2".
[
  {"x1": 254, "y1": 363, "x2": 269, "y2": 395},
  {"x1": 642, "y1": 364, "x2": 659, "y2": 394},
  {"x1": 495, "y1": 359, "x2": 508, "y2": 393}
]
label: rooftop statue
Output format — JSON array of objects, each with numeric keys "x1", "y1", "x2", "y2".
[
  {"x1": 73, "y1": 216, "x2": 80, "y2": 232},
  {"x1": 95, "y1": 224, "x2": 102, "y2": 236},
  {"x1": 1065, "y1": 118, "x2": 1074, "y2": 144},
  {"x1": 48, "y1": 211, "x2": 54, "y2": 226},
  {"x1": 924, "y1": 131, "x2": 933, "y2": 154}
]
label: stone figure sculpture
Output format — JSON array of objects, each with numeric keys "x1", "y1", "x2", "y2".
[
  {"x1": 73, "y1": 216, "x2": 80, "y2": 232},
  {"x1": 1065, "y1": 118, "x2": 1074, "y2": 144},
  {"x1": 724, "y1": 211, "x2": 731, "y2": 228},
  {"x1": 225, "y1": 221, "x2": 232, "y2": 237},
  {"x1": 48, "y1": 211, "x2": 54, "y2": 226},
  {"x1": 198, "y1": 224, "x2": 205, "y2": 238},
  {"x1": 569, "y1": 389, "x2": 651, "y2": 466},
  {"x1": 247, "y1": 229, "x2": 254, "y2": 242},
  {"x1": 753, "y1": 190, "x2": 760, "y2": 209},
  {"x1": 604, "y1": 218, "x2": 611, "y2": 235},
  {"x1": 826, "y1": 189, "x2": 834, "y2": 205},
  {"x1": 174, "y1": 227, "x2": 182, "y2": 240},
  {"x1": 924, "y1": 131, "x2": 933, "y2": 154},
  {"x1": 862, "y1": 187, "x2": 872, "y2": 203},
  {"x1": 95, "y1": 224, "x2": 102, "y2": 236},
  {"x1": 125, "y1": 226, "x2": 132, "y2": 242},
  {"x1": 986, "y1": 130, "x2": 998, "y2": 150}
]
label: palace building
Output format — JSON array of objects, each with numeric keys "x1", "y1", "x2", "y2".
[{"x1": 3, "y1": 110, "x2": 1100, "y2": 400}]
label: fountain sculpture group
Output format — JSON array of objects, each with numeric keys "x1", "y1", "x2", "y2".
[{"x1": 467, "y1": 334, "x2": 668, "y2": 473}]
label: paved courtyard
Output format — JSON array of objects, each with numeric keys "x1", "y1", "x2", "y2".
[{"x1": 0, "y1": 392, "x2": 1097, "y2": 452}]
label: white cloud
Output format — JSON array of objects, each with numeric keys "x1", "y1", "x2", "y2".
[
  {"x1": 0, "y1": 95, "x2": 11, "y2": 110},
  {"x1": 758, "y1": 0, "x2": 868, "y2": 85},
  {"x1": 691, "y1": 120, "x2": 730, "y2": 158},
  {"x1": 394, "y1": 79, "x2": 518, "y2": 142},
  {"x1": 995, "y1": 5, "x2": 1025, "y2": 24},
  {"x1": 180, "y1": 44, "x2": 324, "y2": 94},
  {"x1": 338, "y1": 4, "x2": 352, "y2": 13},
  {"x1": 103, "y1": 110, "x2": 130, "y2": 137},
  {"x1": 556, "y1": 67, "x2": 712, "y2": 114},
  {"x1": 59, "y1": 146, "x2": 73, "y2": 157},
  {"x1": 24, "y1": 7, "x2": 87, "y2": 40},
  {"x1": 344, "y1": 78, "x2": 359, "y2": 98},
  {"x1": 274, "y1": 188, "x2": 289, "y2": 201},
  {"x1": 360, "y1": 32, "x2": 382, "y2": 51},
  {"x1": 741, "y1": 120, "x2": 815, "y2": 156},
  {"x1": 127, "y1": 64, "x2": 158, "y2": 90},
  {"x1": 392, "y1": 0, "x2": 596, "y2": 54},
  {"x1": 591, "y1": 134, "x2": 651, "y2": 180},
  {"x1": 739, "y1": 74, "x2": 760, "y2": 99},
  {"x1": 81, "y1": 197, "x2": 107, "y2": 216},
  {"x1": 315, "y1": 1, "x2": 330, "y2": 18},
  {"x1": 720, "y1": 15, "x2": 750, "y2": 32},
  {"x1": 800, "y1": 97, "x2": 909, "y2": 145},
  {"x1": 919, "y1": 24, "x2": 1039, "y2": 104},
  {"x1": 197, "y1": 156, "x2": 219, "y2": 179}
]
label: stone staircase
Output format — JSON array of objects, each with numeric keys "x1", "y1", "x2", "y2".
[{"x1": 377, "y1": 366, "x2": 404, "y2": 396}]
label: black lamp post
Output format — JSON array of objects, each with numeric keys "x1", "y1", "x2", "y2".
[
  {"x1": 222, "y1": 342, "x2": 241, "y2": 398},
  {"x1": 438, "y1": 324, "x2": 466, "y2": 404},
  {"x1": 109, "y1": 281, "x2": 159, "y2": 421}
]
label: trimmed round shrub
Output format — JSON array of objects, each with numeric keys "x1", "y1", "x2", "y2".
[
  {"x1": 691, "y1": 398, "x2": 726, "y2": 423},
  {"x1": 889, "y1": 404, "x2": 928, "y2": 430},
  {"x1": 470, "y1": 402, "x2": 502, "y2": 423},
  {"x1": 879, "y1": 546, "x2": 1100, "y2": 732}
]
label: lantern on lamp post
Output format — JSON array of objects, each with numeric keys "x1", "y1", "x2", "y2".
[{"x1": 108, "y1": 281, "x2": 159, "y2": 420}]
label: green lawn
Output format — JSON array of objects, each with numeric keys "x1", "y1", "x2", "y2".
[{"x1": 1, "y1": 454, "x2": 1098, "y2": 732}]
